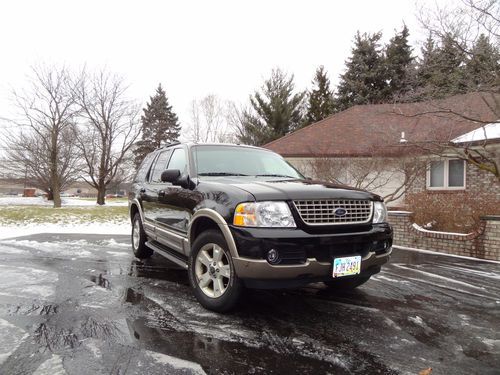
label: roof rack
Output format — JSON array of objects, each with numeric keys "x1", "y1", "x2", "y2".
[{"x1": 158, "y1": 141, "x2": 181, "y2": 149}]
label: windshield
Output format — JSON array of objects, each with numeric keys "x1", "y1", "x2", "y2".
[{"x1": 192, "y1": 145, "x2": 304, "y2": 179}]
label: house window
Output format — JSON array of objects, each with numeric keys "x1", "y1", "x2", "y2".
[{"x1": 427, "y1": 159, "x2": 465, "y2": 189}]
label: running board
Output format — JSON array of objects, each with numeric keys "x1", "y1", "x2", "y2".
[{"x1": 146, "y1": 241, "x2": 188, "y2": 269}]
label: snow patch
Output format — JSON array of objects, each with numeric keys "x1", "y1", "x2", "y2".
[
  {"x1": 0, "y1": 196, "x2": 127, "y2": 207},
  {"x1": 393, "y1": 245, "x2": 500, "y2": 264},
  {"x1": 0, "y1": 319, "x2": 28, "y2": 365},
  {"x1": 408, "y1": 316, "x2": 424, "y2": 325},
  {"x1": 0, "y1": 222, "x2": 129, "y2": 240},
  {"x1": 0, "y1": 264, "x2": 58, "y2": 299},
  {"x1": 452, "y1": 121, "x2": 500, "y2": 143},
  {"x1": 33, "y1": 355, "x2": 66, "y2": 375},
  {"x1": 146, "y1": 350, "x2": 206, "y2": 374}
]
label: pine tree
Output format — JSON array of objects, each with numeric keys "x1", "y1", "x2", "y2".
[
  {"x1": 416, "y1": 34, "x2": 467, "y2": 98},
  {"x1": 305, "y1": 66, "x2": 336, "y2": 125},
  {"x1": 237, "y1": 68, "x2": 305, "y2": 146},
  {"x1": 133, "y1": 84, "x2": 180, "y2": 168},
  {"x1": 465, "y1": 34, "x2": 500, "y2": 89},
  {"x1": 335, "y1": 32, "x2": 388, "y2": 111},
  {"x1": 385, "y1": 25, "x2": 414, "y2": 98},
  {"x1": 416, "y1": 33, "x2": 439, "y2": 90},
  {"x1": 433, "y1": 34, "x2": 467, "y2": 96}
]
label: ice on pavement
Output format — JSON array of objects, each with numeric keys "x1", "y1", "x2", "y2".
[
  {"x1": 0, "y1": 319, "x2": 28, "y2": 365},
  {"x1": 0, "y1": 265, "x2": 58, "y2": 299},
  {"x1": 33, "y1": 355, "x2": 66, "y2": 375},
  {"x1": 146, "y1": 351, "x2": 206, "y2": 375}
]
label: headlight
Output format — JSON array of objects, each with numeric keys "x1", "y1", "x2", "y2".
[
  {"x1": 373, "y1": 201, "x2": 387, "y2": 223},
  {"x1": 233, "y1": 201, "x2": 296, "y2": 228}
]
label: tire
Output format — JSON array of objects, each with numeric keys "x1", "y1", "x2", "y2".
[
  {"x1": 131, "y1": 213, "x2": 153, "y2": 259},
  {"x1": 324, "y1": 275, "x2": 371, "y2": 290},
  {"x1": 188, "y1": 230, "x2": 243, "y2": 313}
]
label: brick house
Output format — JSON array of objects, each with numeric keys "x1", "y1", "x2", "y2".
[{"x1": 264, "y1": 92, "x2": 500, "y2": 210}]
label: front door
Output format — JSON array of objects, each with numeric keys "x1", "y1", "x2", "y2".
[{"x1": 155, "y1": 147, "x2": 198, "y2": 255}]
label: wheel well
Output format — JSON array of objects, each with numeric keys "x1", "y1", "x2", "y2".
[
  {"x1": 190, "y1": 216, "x2": 221, "y2": 244},
  {"x1": 130, "y1": 203, "x2": 139, "y2": 222}
]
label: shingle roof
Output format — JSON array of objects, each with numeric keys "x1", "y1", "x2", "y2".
[{"x1": 264, "y1": 92, "x2": 500, "y2": 157}]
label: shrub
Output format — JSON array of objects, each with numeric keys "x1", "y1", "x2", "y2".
[{"x1": 405, "y1": 191, "x2": 500, "y2": 233}]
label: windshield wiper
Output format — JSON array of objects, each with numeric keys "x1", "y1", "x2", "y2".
[
  {"x1": 198, "y1": 172, "x2": 249, "y2": 176},
  {"x1": 255, "y1": 174, "x2": 297, "y2": 178}
]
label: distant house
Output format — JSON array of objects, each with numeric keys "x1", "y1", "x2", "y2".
[{"x1": 264, "y1": 92, "x2": 500, "y2": 208}]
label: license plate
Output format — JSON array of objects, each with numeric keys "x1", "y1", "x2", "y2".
[{"x1": 332, "y1": 256, "x2": 361, "y2": 278}]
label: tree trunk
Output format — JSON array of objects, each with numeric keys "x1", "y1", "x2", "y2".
[
  {"x1": 96, "y1": 184, "x2": 106, "y2": 205},
  {"x1": 52, "y1": 183, "x2": 62, "y2": 208}
]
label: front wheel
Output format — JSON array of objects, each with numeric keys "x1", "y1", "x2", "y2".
[
  {"x1": 324, "y1": 275, "x2": 371, "y2": 290},
  {"x1": 188, "y1": 230, "x2": 243, "y2": 312}
]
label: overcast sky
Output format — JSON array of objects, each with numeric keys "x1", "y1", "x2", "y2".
[{"x1": 0, "y1": 0, "x2": 433, "y2": 130}]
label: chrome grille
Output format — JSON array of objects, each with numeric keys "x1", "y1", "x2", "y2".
[{"x1": 293, "y1": 199, "x2": 373, "y2": 225}]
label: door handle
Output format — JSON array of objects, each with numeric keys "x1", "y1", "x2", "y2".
[{"x1": 158, "y1": 190, "x2": 165, "y2": 197}]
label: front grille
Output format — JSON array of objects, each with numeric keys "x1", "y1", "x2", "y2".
[{"x1": 293, "y1": 199, "x2": 373, "y2": 225}]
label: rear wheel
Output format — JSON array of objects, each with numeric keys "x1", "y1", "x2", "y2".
[
  {"x1": 324, "y1": 275, "x2": 371, "y2": 290},
  {"x1": 189, "y1": 230, "x2": 242, "y2": 312},
  {"x1": 131, "y1": 213, "x2": 153, "y2": 259}
]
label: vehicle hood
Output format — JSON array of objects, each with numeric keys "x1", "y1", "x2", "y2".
[{"x1": 205, "y1": 177, "x2": 382, "y2": 201}]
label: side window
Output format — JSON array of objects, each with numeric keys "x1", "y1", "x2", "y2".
[
  {"x1": 150, "y1": 150, "x2": 172, "y2": 182},
  {"x1": 167, "y1": 148, "x2": 187, "y2": 173},
  {"x1": 134, "y1": 153, "x2": 155, "y2": 183},
  {"x1": 427, "y1": 159, "x2": 465, "y2": 189}
]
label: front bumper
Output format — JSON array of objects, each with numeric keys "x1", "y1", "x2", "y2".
[{"x1": 230, "y1": 223, "x2": 392, "y2": 284}]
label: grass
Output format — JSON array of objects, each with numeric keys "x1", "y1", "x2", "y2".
[
  {"x1": 0, "y1": 205, "x2": 129, "y2": 225},
  {"x1": 78, "y1": 197, "x2": 129, "y2": 202}
]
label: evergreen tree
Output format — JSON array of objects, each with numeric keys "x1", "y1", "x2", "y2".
[
  {"x1": 416, "y1": 33, "x2": 439, "y2": 90},
  {"x1": 433, "y1": 34, "x2": 467, "y2": 96},
  {"x1": 335, "y1": 32, "x2": 388, "y2": 111},
  {"x1": 416, "y1": 34, "x2": 467, "y2": 98},
  {"x1": 305, "y1": 66, "x2": 336, "y2": 125},
  {"x1": 237, "y1": 68, "x2": 305, "y2": 146},
  {"x1": 465, "y1": 34, "x2": 500, "y2": 89},
  {"x1": 385, "y1": 25, "x2": 414, "y2": 98},
  {"x1": 133, "y1": 84, "x2": 180, "y2": 168}
]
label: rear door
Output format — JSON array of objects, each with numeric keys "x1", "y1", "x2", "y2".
[{"x1": 141, "y1": 149, "x2": 173, "y2": 236}]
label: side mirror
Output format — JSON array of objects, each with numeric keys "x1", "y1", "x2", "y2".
[{"x1": 161, "y1": 169, "x2": 181, "y2": 183}]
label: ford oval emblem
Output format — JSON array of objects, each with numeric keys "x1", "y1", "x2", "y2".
[{"x1": 334, "y1": 208, "x2": 347, "y2": 217}]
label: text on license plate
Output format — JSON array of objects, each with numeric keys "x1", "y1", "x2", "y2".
[{"x1": 332, "y1": 256, "x2": 361, "y2": 278}]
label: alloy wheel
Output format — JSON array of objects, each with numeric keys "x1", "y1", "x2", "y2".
[{"x1": 195, "y1": 243, "x2": 231, "y2": 298}]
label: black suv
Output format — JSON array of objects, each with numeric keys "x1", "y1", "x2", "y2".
[{"x1": 129, "y1": 142, "x2": 392, "y2": 312}]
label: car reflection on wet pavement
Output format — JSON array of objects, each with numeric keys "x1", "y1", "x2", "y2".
[{"x1": 0, "y1": 234, "x2": 498, "y2": 374}]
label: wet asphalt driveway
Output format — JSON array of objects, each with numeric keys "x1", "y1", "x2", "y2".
[{"x1": 0, "y1": 233, "x2": 498, "y2": 375}]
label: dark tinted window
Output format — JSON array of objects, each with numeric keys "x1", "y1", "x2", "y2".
[
  {"x1": 133, "y1": 153, "x2": 155, "y2": 182},
  {"x1": 150, "y1": 150, "x2": 172, "y2": 182},
  {"x1": 167, "y1": 148, "x2": 187, "y2": 173}
]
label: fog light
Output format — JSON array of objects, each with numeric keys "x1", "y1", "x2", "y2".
[{"x1": 267, "y1": 249, "x2": 280, "y2": 264}]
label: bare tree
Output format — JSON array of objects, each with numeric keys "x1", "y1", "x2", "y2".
[
  {"x1": 73, "y1": 69, "x2": 140, "y2": 205},
  {"x1": 187, "y1": 95, "x2": 233, "y2": 143},
  {"x1": 304, "y1": 155, "x2": 426, "y2": 204},
  {"x1": 2, "y1": 65, "x2": 80, "y2": 207},
  {"x1": 392, "y1": 92, "x2": 500, "y2": 181},
  {"x1": 417, "y1": 0, "x2": 499, "y2": 54}
]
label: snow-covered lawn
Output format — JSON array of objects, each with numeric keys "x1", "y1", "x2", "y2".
[
  {"x1": 0, "y1": 196, "x2": 128, "y2": 207},
  {"x1": 0, "y1": 196, "x2": 130, "y2": 239}
]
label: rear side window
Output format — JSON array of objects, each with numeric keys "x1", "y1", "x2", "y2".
[
  {"x1": 133, "y1": 153, "x2": 155, "y2": 183},
  {"x1": 150, "y1": 150, "x2": 173, "y2": 182}
]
